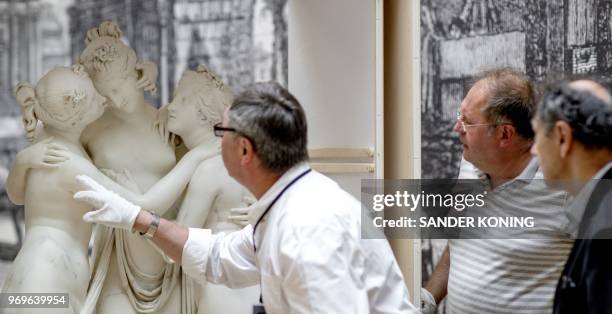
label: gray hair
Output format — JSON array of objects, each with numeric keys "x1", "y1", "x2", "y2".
[
  {"x1": 228, "y1": 82, "x2": 308, "y2": 173},
  {"x1": 472, "y1": 68, "x2": 536, "y2": 140},
  {"x1": 537, "y1": 82, "x2": 612, "y2": 150}
]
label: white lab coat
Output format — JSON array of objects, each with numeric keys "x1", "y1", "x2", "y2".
[{"x1": 181, "y1": 163, "x2": 417, "y2": 313}]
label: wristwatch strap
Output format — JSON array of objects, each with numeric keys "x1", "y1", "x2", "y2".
[{"x1": 140, "y1": 210, "x2": 160, "y2": 240}]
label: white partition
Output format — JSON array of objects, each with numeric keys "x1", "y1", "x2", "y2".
[
  {"x1": 288, "y1": 0, "x2": 381, "y2": 197},
  {"x1": 288, "y1": 0, "x2": 423, "y2": 304}
]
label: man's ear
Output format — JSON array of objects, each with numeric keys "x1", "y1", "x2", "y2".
[
  {"x1": 497, "y1": 124, "x2": 516, "y2": 147},
  {"x1": 239, "y1": 137, "x2": 255, "y2": 166},
  {"x1": 555, "y1": 121, "x2": 573, "y2": 158}
]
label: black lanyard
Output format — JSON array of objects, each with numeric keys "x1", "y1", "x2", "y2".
[
  {"x1": 252, "y1": 168, "x2": 312, "y2": 252},
  {"x1": 251, "y1": 168, "x2": 311, "y2": 306}
]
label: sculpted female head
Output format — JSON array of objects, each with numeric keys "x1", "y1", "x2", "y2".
[
  {"x1": 15, "y1": 65, "x2": 106, "y2": 141},
  {"x1": 166, "y1": 65, "x2": 233, "y2": 137},
  {"x1": 79, "y1": 21, "x2": 145, "y2": 113}
]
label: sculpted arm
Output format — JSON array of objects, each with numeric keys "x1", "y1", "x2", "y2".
[
  {"x1": 6, "y1": 138, "x2": 69, "y2": 205},
  {"x1": 175, "y1": 163, "x2": 218, "y2": 228},
  {"x1": 135, "y1": 145, "x2": 215, "y2": 213},
  {"x1": 76, "y1": 145, "x2": 215, "y2": 214},
  {"x1": 7, "y1": 154, "x2": 31, "y2": 205}
]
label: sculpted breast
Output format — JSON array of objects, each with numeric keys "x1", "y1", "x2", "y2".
[{"x1": 86, "y1": 124, "x2": 177, "y2": 188}]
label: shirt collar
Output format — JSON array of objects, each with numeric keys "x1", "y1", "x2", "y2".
[
  {"x1": 477, "y1": 157, "x2": 538, "y2": 190},
  {"x1": 516, "y1": 157, "x2": 540, "y2": 181},
  {"x1": 565, "y1": 161, "x2": 612, "y2": 237},
  {"x1": 246, "y1": 162, "x2": 311, "y2": 225}
]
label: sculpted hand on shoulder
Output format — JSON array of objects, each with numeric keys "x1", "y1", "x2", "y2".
[
  {"x1": 6, "y1": 137, "x2": 71, "y2": 205},
  {"x1": 228, "y1": 194, "x2": 257, "y2": 227},
  {"x1": 20, "y1": 137, "x2": 71, "y2": 169}
]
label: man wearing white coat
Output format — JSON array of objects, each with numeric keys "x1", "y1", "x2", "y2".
[{"x1": 74, "y1": 82, "x2": 417, "y2": 314}]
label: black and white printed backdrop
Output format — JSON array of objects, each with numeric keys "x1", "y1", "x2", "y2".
[{"x1": 421, "y1": 1, "x2": 612, "y2": 312}]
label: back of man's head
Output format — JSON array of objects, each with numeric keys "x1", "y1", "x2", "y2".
[
  {"x1": 537, "y1": 79, "x2": 612, "y2": 150},
  {"x1": 472, "y1": 68, "x2": 536, "y2": 140},
  {"x1": 228, "y1": 82, "x2": 309, "y2": 174}
]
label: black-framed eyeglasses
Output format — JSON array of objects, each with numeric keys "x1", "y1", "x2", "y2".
[
  {"x1": 213, "y1": 122, "x2": 258, "y2": 151},
  {"x1": 213, "y1": 122, "x2": 237, "y2": 137}
]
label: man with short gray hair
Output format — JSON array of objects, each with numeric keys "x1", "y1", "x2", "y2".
[
  {"x1": 531, "y1": 79, "x2": 612, "y2": 314},
  {"x1": 422, "y1": 69, "x2": 574, "y2": 314},
  {"x1": 74, "y1": 82, "x2": 418, "y2": 314}
]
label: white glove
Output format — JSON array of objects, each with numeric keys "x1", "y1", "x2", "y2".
[
  {"x1": 421, "y1": 287, "x2": 437, "y2": 314},
  {"x1": 74, "y1": 175, "x2": 141, "y2": 231}
]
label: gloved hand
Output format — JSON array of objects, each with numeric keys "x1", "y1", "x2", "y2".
[
  {"x1": 421, "y1": 287, "x2": 437, "y2": 314},
  {"x1": 74, "y1": 175, "x2": 141, "y2": 231}
]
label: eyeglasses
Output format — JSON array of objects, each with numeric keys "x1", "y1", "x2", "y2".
[
  {"x1": 213, "y1": 122, "x2": 236, "y2": 137},
  {"x1": 456, "y1": 109, "x2": 512, "y2": 132},
  {"x1": 213, "y1": 122, "x2": 258, "y2": 151}
]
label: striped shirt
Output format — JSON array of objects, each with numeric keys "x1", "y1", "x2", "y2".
[{"x1": 447, "y1": 159, "x2": 574, "y2": 314}]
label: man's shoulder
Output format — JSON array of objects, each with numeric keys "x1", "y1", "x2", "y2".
[
  {"x1": 279, "y1": 171, "x2": 360, "y2": 224},
  {"x1": 289, "y1": 171, "x2": 358, "y2": 203},
  {"x1": 515, "y1": 167, "x2": 569, "y2": 203},
  {"x1": 584, "y1": 184, "x2": 612, "y2": 234},
  {"x1": 566, "y1": 237, "x2": 612, "y2": 276},
  {"x1": 581, "y1": 166, "x2": 612, "y2": 229}
]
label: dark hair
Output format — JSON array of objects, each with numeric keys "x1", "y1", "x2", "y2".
[
  {"x1": 537, "y1": 82, "x2": 612, "y2": 150},
  {"x1": 228, "y1": 82, "x2": 309, "y2": 173},
  {"x1": 472, "y1": 68, "x2": 536, "y2": 140}
]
